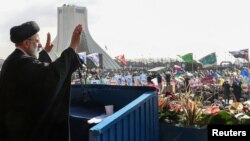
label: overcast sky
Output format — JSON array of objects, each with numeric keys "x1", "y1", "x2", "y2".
[{"x1": 1, "y1": 0, "x2": 250, "y2": 63}]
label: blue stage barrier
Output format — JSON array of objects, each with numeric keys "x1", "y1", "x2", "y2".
[
  {"x1": 89, "y1": 93, "x2": 158, "y2": 141},
  {"x1": 69, "y1": 84, "x2": 158, "y2": 141}
]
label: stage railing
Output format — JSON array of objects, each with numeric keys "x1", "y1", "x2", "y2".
[{"x1": 89, "y1": 92, "x2": 158, "y2": 141}]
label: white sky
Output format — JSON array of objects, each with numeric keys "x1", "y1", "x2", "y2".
[{"x1": 1, "y1": 0, "x2": 250, "y2": 63}]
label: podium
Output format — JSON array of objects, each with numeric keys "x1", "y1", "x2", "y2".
[{"x1": 70, "y1": 84, "x2": 158, "y2": 141}]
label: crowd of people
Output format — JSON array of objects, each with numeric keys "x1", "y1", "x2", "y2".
[{"x1": 72, "y1": 66, "x2": 250, "y2": 105}]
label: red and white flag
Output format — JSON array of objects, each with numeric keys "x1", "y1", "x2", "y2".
[
  {"x1": 115, "y1": 54, "x2": 127, "y2": 66},
  {"x1": 174, "y1": 65, "x2": 182, "y2": 71}
]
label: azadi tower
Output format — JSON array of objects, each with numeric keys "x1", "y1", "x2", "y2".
[{"x1": 50, "y1": 5, "x2": 121, "y2": 69}]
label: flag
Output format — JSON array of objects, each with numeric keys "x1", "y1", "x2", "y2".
[
  {"x1": 229, "y1": 49, "x2": 249, "y2": 61},
  {"x1": 178, "y1": 53, "x2": 193, "y2": 63},
  {"x1": 174, "y1": 65, "x2": 182, "y2": 71},
  {"x1": 78, "y1": 52, "x2": 87, "y2": 64},
  {"x1": 174, "y1": 65, "x2": 185, "y2": 76},
  {"x1": 87, "y1": 53, "x2": 100, "y2": 67},
  {"x1": 240, "y1": 68, "x2": 249, "y2": 77},
  {"x1": 199, "y1": 52, "x2": 217, "y2": 68},
  {"x1": 115, "y1": 54, "x2": 127, "y2": 66}
]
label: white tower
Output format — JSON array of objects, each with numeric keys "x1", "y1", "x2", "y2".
[{"x1": 50, "y1": 5, "x2": 121, "y2": 69}]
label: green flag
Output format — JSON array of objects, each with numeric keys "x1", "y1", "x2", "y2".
[
  {"x1": 178, "y1": 53, "x2": 193, "y2": 63},
  {"x1": 199, "y1": 52, "x2": 217, "y2": 68}
]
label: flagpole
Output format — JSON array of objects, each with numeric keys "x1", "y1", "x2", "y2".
[
  {"x1": 247, "y1": 49, "x2": 249, "y2": 69},
  {"x1": 248, "y1": 60, "x2": 249, "y2": 69},
  {"x1": 192, "y1": 61, "x2": 194, "y2": 72},
  {"x1": 191, "y1": 53, "x2": 194, "y2": 72},
  {"x1": 248, "y1": 58, "x2": 249, "y2": 69}
]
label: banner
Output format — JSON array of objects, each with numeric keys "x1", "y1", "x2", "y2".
[
  {"x1": 87, "y1": 53, "x2": 100, "y2": 67},
  {"x1": 229, "y1": 49, "x2": 249, "y2": 61},
  {"x1": 199, "y1": 52, "x2": 217, "y2": 68},
  {"x1": 178, "y1": 53, "x2": 193, "y2": 63},
  {"x1": 78, "y1": 52, "x2": 87, "y2": 64}
]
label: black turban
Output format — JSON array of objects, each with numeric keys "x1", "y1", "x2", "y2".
[{"x1": 10, "y1": 21, "x2": 40, "y2": 43}]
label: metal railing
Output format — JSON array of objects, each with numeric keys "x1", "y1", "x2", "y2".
[{"x1": 89, "y1": 92, "x2": 158, "y2": 141}]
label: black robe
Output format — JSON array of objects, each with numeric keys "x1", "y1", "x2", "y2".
[
  {"x1": 0, "y1": 48, "x2": 81, "y2": 141},
  {"x1": 232, "y1": 81, "x2": 242, "y2": 102}
]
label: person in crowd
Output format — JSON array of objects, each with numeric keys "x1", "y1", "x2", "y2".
[
  {"x1": 222, "y1": 80, "x2": 231, "y2": 104},
  {"x1": 157, "y1": 73, "x2": 162, "y2": 93},
  {"x1": 125, "y1": 72, "x2": 132, "y2": 86},
  {"x1": 184, "y1": 76, "x2": 190, "y2": 92},
  {"x1": 147, "y1": 74, "x2": 153, "y2": 85},
  {"x1": 140, "y1": 71, "x2": 147, "y2": 86},
  {"x1": 114, "y1": 72, "x2": 121, "y2": 85},
  {"x1": 232, "y1": 78, "x2": 242, "y2": 102},
  {"x1": 165, "y1": 71, "x2": 171, "y2": 86},
  {"x1": 0, "y1": 21, "x2": 83, "y2": 141}
]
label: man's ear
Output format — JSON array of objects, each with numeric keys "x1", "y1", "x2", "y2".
[{"x1": 22, "y1": 40, "x2": 30, "y2": 49}]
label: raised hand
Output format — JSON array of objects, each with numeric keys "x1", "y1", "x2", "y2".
[
  {"x1": 70, "y1": 24, "x2": 83, "y2": 50},
  {"x1": 44, "y1": 32, "x2": 53, "y2": 53}
]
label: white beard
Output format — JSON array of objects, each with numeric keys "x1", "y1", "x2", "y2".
[{"x1": 29, "y1": 46, "x2": 41, "y2": 59}]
